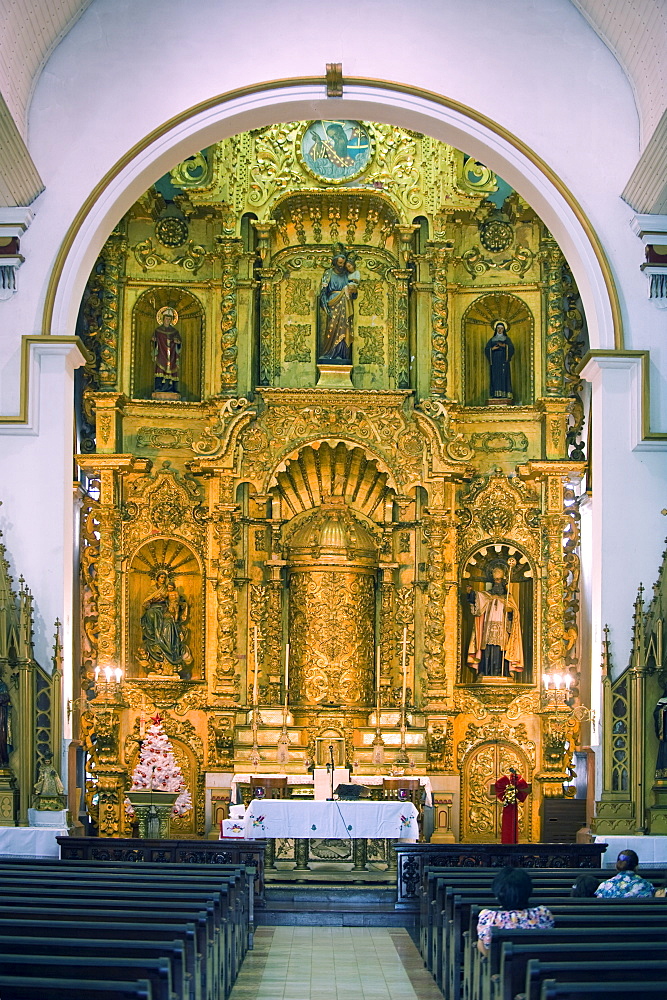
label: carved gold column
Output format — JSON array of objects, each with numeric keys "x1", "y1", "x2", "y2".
[
  {"x1": 426, "y1": 242, "x2": 454, "y2": 399},
  {"x1": 541, "y1": 236, "x2": 565, "y2": 395},
  {"x1": 378, "y1": 560, "x2": 397, "y2": 707},
  {"x1": 87, "y1": 691, "x2": 126, "y2": 837},
  {"x1": 236, "y1": 250, "x2": 259, "y2": 397},
  {"x1": 212, "y1": 487, "x2": 240, "y2": 699},
  {"x1": 411, "y1": 253, "x2": 434, "y2": 402},
  {"x1": 422, "y1": 509, "x2": 449, "y2": 704},
  {"x1": 257, "y1": 267, "x2": 280, "y2": 387},
  {"x1": 215, "y1": 236, "x2": 244, "y2": 395},
  {"x1": 393, "y1": 225, "x2": 419, "y2": 391},
  {"x1": 264, "y1": 563, "x2": 286, "y2": 705},
  {"x1": 253, "y1": 221, "x2": 279, "y2": 388},
  {"x1": 97, "y1": 228, "x2": 127, "y2": 389},
  {"x1": 288, "y1": 508, "x2": 376, "y2": 707}
]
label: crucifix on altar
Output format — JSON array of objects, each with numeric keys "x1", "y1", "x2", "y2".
[{"x1": 489, "y1": 768, "x2": 531, "y2": 843}]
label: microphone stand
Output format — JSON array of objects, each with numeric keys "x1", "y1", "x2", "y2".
[{"x1": 327, "y1": 744, "x2": 335, "y2": 800}]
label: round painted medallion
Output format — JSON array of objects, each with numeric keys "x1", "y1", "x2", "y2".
[{"x1": 299, "y1": 121, "x2": 373, "y2": 184}]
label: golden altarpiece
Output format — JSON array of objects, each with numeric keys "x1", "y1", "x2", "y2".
[{"x1": 74, "y1": 120, "x2": 590, "y2": 843}]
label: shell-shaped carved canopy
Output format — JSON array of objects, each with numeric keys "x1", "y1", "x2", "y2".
[
  {"x1": 288, "y1": 505, "x2": 377, "y2": 570},
  {"x1": 270, "y1": 441, "x2": 395, "y2": 519}
]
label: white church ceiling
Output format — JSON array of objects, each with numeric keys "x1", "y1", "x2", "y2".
[{"x1": 0, "y1": 1, "x2": 665, "y2": 208}]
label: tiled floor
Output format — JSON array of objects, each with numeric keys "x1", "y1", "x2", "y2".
[{"x1": 230, "y1": 926, "x2": 444, "y2": 1000}]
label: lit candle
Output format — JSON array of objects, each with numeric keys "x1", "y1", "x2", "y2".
[
  {"x1": 553, "y1": 672, "x2": 562, "y2": 690},
  {"x1": 253, "y1": 626, "x2": 259, "y2": 705},
  {"x1": 542, "y1": 672, "x2": 550, "y2": 690},
  {"x1": 401, "y1": 627, "x2": 408, "y2": 710},
  {"x1": 104, "y1": 666, "x2": 112, "y2": 683},
  {"x1": 564, "y1": 673, "x2": 572, "y2": 691},
  {"x1": 94, "y1": 666, "x2": 100, "y2": 681},
  {"x1": 114, "y1": 667, "x2": 122, "y2": 684}
]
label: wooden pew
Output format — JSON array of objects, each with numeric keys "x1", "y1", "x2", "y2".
[
  {"x1": 0, "y1": 858, "x2": 251, "y2": 978},
  {"x1": 470, "y1": 898, "x2": 667, "y2": 1000},
  {"x1": 539, "y1": 980, "x2": 667, "y2": 999},
  {"x1": 0, "y1": 976, "x2": 155, "y2": 1000},
  {"x1": 0, "y1": 935, "x2": 186, "y2": 1000},
  {"x1": 0, "y1": 954, "x2": 172, "y2": 1000},
  {"x1": 0, "y1": 858, "x2": 253, "y2": 999},
  {"x1": 0, "y1": 904, "x2": 210, "y2": 1000},
  {"x1": 497, "y1": 939, "x2": 666, "y2": 1000},
  {"x1": 482, "y1": 923, "x2": 667, "y2": 1000},
  {"x1": 524, "y1": 958, "x2": 667, "y2": 1000},
  {"x1": 0, "y1": 917, "x2": 198, "y2": 1000},
  {"x1": 0, "y1": 872, "x2": 235, "y2": 996}
]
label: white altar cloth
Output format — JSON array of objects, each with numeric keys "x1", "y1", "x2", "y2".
[
  {"x1": 244, "y1": 799, "x2": 418, "y2": 840},
  {"x1": 0, "y1": 826, "x2": 68, "y2": 858}
]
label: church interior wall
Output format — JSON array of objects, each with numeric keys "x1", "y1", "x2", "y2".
[{"x1": 0, "y1": 0, "x2": 665, "y2": 840}]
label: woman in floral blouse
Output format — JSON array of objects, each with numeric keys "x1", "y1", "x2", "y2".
[
  {"x1": 476, "y1": 867, "x2": 554, "y2": 956},
  {"x1": 595, "y1": 849, "x2": 655, "y2": 898}
]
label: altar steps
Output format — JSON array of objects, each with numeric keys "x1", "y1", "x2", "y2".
[{"x1": 256, "y1": 884, "x2": 417, "y2": 929}]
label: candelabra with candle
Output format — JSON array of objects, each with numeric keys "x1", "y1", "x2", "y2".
[
  {"x1": 541, "y1": 668, "x2": 596, "y2": 731},
  {"x1": 93, "y1": 665, "x2": 124, "y2": 702},
  {"x1": 396, "y1": 627, "x2": 410, "y2": 764},
  {"x1": 372, "y1": 645, "x2": 385, "y2": 767},
  {"x1": 250, "y1": 626, "x2": 261, "y2": 766},
  {"x1": 277, "y1": 643, "x2": 290, "y2": 766}
]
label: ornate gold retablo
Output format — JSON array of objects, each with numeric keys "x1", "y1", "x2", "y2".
[{"x1": 287, "y1": 503, "x2": 377, "y2": 708}]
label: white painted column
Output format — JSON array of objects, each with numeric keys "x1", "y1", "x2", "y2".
[{"x1": 0, "y1": 338, "x2": 86, "y2": 762}]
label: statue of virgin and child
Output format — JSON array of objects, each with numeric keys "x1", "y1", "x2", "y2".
[
  {"x1": 318, "y1": 245, "x2": 360, "y2": 364},
  {"x1": 139, "y1": 570, "x2": 193, "y2": 677}
]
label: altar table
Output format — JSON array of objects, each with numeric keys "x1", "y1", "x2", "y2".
[{"x1": 244, "y1": 798, "x2": 419, "y2": 840}]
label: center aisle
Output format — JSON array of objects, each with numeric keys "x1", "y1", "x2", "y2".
[{"x1": 229, "y1": 926, "x2": 444, "y2": 1000}]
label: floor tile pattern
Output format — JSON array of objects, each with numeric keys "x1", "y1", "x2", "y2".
[{"x1": 230, "y1": 926, "x2": 444, "y2": 999}]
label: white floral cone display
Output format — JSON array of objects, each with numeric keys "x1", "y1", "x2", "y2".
[{"x1": 126, "y1": 713, "x2": 192, "y2": 818}]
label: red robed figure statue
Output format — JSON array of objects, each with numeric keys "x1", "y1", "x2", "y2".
[{"x1": 494, "y1": 769, "x2": 530, "y2": 844}]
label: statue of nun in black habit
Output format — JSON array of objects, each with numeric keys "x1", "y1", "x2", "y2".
[{"x1": 485, "y1": 320, "x2": 514, "y2": 402}]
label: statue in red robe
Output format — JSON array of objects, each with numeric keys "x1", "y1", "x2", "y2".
[
  {"x1": 152, "y1": 306, "x2": 181, "y2": 394},
  {"x1": 494, "y1": 770, "x2": 530, "y2": 844}
]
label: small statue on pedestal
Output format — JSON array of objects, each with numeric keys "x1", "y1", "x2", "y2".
[{"x1": 33, "y1": 755, "x2": 66, "y2": 810}]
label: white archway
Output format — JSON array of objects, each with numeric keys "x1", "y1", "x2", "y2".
[{"x1": 46, "y1": 80, "x2": 619, "y2": 351}]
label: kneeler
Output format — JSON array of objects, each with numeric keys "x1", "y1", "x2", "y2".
[{"x1": 491, "y1": 773, "x2": 531, "y2": 843}]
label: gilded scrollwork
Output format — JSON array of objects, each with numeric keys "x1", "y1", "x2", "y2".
[
  {"x1": 541, "y1": 236, "x2": 565, "y2": 395},
  {"x1": 457, "y1": 719, "x2": 536, "y2": 770},
  {"x1": 427, "y1": 243, "x2": 453, "y2": 396},
  {"x1": 213, "y1": 506, "x2": 240, "y2": 697},
  {"x1": 216, "y1": 237, "x2": 243, "y2": 393}
]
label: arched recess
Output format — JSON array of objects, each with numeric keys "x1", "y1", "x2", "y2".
[
  {"x1": 463, "y1": 293, "x2": 534, "y2": 406},
  {"x1": 132, "y1": 286, "x2": 203, "y2": 401},
  {"x1": 460, "y1": 542, "x2": 535, "y2": 683},
  {"x1": 45, "y1": 80, "x2": 620, "y2": 356},
  {"x1": 124, "y1": 735, "x2": 202, "y2": 838},
  {"x1": 127, "y1": 537, "x2": 203, "y2": 681}
]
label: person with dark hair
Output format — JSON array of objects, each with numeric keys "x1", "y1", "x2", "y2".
[
  {"x1": 571, "y1": 874, "x2": 600, "y2": 897},
  {"x1": 595, "y1": 850, "x2": 654, "y2": 898},
  {"x1": 476, "y1": 867, "x2": 554, "y2": 956}
]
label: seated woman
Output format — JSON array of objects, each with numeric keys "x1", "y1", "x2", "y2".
[
  {"x1": 595, "y1": 849, "x2": 654, "y2": 897},
  {"x1": 571, "y1": 874, "x2": 600, "y2": 897},
  {"x1": 476, "y1": 867, "x2": 554, "y2": 956}
]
